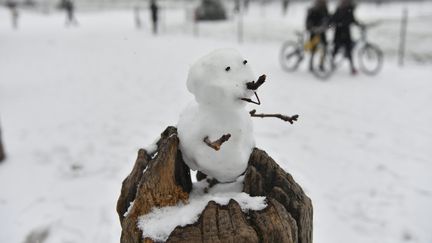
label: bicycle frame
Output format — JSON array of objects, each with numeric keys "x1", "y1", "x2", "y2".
[{"x1": 292, "y1": 31, "x2": 323, "y2": 53}]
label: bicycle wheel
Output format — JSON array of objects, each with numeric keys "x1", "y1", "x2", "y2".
[
  {"x1": 311, "y1": 44, "x2": 333, "y2": 80},
  {"x1": 358, "y1": 43, "x2": 383, "y2": 76},
  {"x1": 279, "y1": 41, "x2": 303, "y2": 72}
]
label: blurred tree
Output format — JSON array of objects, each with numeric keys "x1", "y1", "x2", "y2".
[
  {"x1": 244, "y1": 0, "x2": 250, "y2": 12},
  {"x1": 282, "y1": 0, "x2": 289, "y2": 16},
  {"x1": 0, "y1": 123, "x2": 5, "y2": 162}
]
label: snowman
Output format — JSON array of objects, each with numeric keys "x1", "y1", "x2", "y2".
[{"x1": 177, "y1": 49, "x2": 298, "y2": 183}]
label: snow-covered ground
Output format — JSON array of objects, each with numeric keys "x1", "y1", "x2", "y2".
[{"x1": 0, "y1": 2, "x2": 431, "y2": 243}]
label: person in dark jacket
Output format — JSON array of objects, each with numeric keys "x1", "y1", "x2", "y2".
[
  {"x1": 306, "y1": 0, "x2": 329, "y2": 71},
  {"x1": 330, "y1": 0, "x2": 363, "y2": 74},
  {"x1": 150, "y1": 0, "x2": 159, "y2": 34},
  {"x1": 6, "y1": 0, "x2": 19, "y2": 29},
  {"x1": 63, "y1": 0, "x2": 78, "y2": 26}
]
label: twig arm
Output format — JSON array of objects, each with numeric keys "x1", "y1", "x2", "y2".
[
  {"x1": 203, "y1": 134, "x2": 231, "y2": 151},
  {"x1": 250, "y1": 109, "x2": 299, "y2": 124}
]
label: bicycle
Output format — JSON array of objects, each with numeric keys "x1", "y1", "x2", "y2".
[
  {"x1": 280, "y1": 24, "x2": 384, "y2": 80},
  {"x1": 279, "y1": 30, "x2": 330, "y2": 79},
  {"x1": 313, "y1": 24, "x2": 384, "y2": 78}
]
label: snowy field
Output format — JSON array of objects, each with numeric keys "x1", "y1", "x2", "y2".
[{"x1": 1, "y1": 1, "x2": 432, "y2": 243}]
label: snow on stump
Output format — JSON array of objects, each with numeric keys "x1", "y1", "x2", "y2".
[{"x1": 117, "y1": 127, "x2": 313, "y2": 243}]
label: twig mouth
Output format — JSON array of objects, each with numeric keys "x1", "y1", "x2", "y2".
[{"x1": 240, "y1": 92, "x2": 261, "y2": 105}]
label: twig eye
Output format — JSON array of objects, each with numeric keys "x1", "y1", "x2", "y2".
[
  {"x1": 243, "y1": 60, "x2": 247, "y2": 65},
  {"x1": 225, "y1": 66, "x2": 231, "y2": 71}
]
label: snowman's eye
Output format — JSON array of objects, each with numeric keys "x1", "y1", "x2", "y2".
[
  {"x1": 243, "y1": 60, "x2": 247, "y2": 65},
  {"x1": 225, "y1": 66, "x2": 231, "y2": 71}
]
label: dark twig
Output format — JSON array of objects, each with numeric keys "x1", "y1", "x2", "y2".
[
  {"x1": 249, "y1": 109, "x2": 299, "y2": 124},
  {"x1": 246, "y1": 74, "x2": 266, "y2": 90},
  {"x1": 203, "y1": 134, "x2": 231, "y2": 151},
  {"x1": 240, "y1": 92, "x2": 261, "y2": 105}
]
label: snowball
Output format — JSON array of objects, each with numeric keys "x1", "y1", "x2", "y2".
[
  {"x1": 186, "y1": 48, "x2": 256, "y2": 109},
  {"x1": 178, "y1": 103, "x2": 255, "y2": 182},
  {"x1": 137, "y1": 177, "x2": 267, "y2": 242},
  {"x1": 178, "y1": 49, "x2": 257, "y2": 182}
]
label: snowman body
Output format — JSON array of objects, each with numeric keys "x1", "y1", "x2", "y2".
[{"x1": 177, "y1": 49, "x2": 256, "y2": 182}]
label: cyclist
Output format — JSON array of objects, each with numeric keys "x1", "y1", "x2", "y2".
[
  {"x1": 330, "y1": 0, "x2": 363, "y2": 75},
  {"x1": 306, "y1": 0, "x2": 329, "y2": 72}
]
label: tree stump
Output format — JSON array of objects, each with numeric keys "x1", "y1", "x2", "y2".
[
  {"x1": 116, "y1": 127, "x2": 192, "y2": 243},
  {"x1": 117, "y1": 127, "x2": 313, "y2": 243},
  {"x1": 0, "y1": 125, "x2": 5, "y2": 162}
]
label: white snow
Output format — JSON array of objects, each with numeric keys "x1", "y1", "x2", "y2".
[
  {"x1": 124, "y1": 200, "x2": 134, "y2": 217},
  {"x1": 177, "y1": 49, "x2": 256, "y2": 182},
  {"x1": 137, "y1": 176, "x2": 267, "y2": 242},
  {"x1": 144, "y1": 136, "x2": 159, "y2": 155},
  {"x1": 0, "y1": 2, "x2": 432, "y2": 243}
]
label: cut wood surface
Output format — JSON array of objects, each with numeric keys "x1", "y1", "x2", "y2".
[{"x1": 117, "y1": 127, "x2": 313, "y2": 243}]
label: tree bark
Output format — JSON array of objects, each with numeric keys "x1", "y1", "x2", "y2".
[
  {"x1": 117, "y1": 127, "x2": 313, "y2": 243},
  {"x1": 243, "y1": 148, "x2": 313, "y2": 243},
  {"x1": 116, "y1": 126, "x2": 192, "y2": 243}
]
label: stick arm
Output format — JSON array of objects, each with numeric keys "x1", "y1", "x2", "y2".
[
  {"x1": 249, "y1": 109, "x2": 299, "y2": 124},
  {"x1": 203, "y1": 134, "x2": 231, "y2": 151}
]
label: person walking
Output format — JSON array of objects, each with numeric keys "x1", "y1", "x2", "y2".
[
  {"x1": 150, "y1": 0, "x2": 159, "y2": 34},
  {"x1": 63, "y1": 0, "x2": 78, "y2": 26},
  {"x1": 6, "y1": 0, "x2": 19, "y2": 29},
  {"x1": 306, "y1": 0, "x2": 329, "y2": 72},
  {"x1": 330, "y1": 0, "x2": 363, "y2": 75}
]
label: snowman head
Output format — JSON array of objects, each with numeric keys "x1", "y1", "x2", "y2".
[{"x1": 187, "y1": 49, "x2": 256, "y2": 109}]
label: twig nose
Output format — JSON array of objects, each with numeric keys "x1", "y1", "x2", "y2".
[{"x1": 246, "y1": 74, "x2": 266, "y2": 90}]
